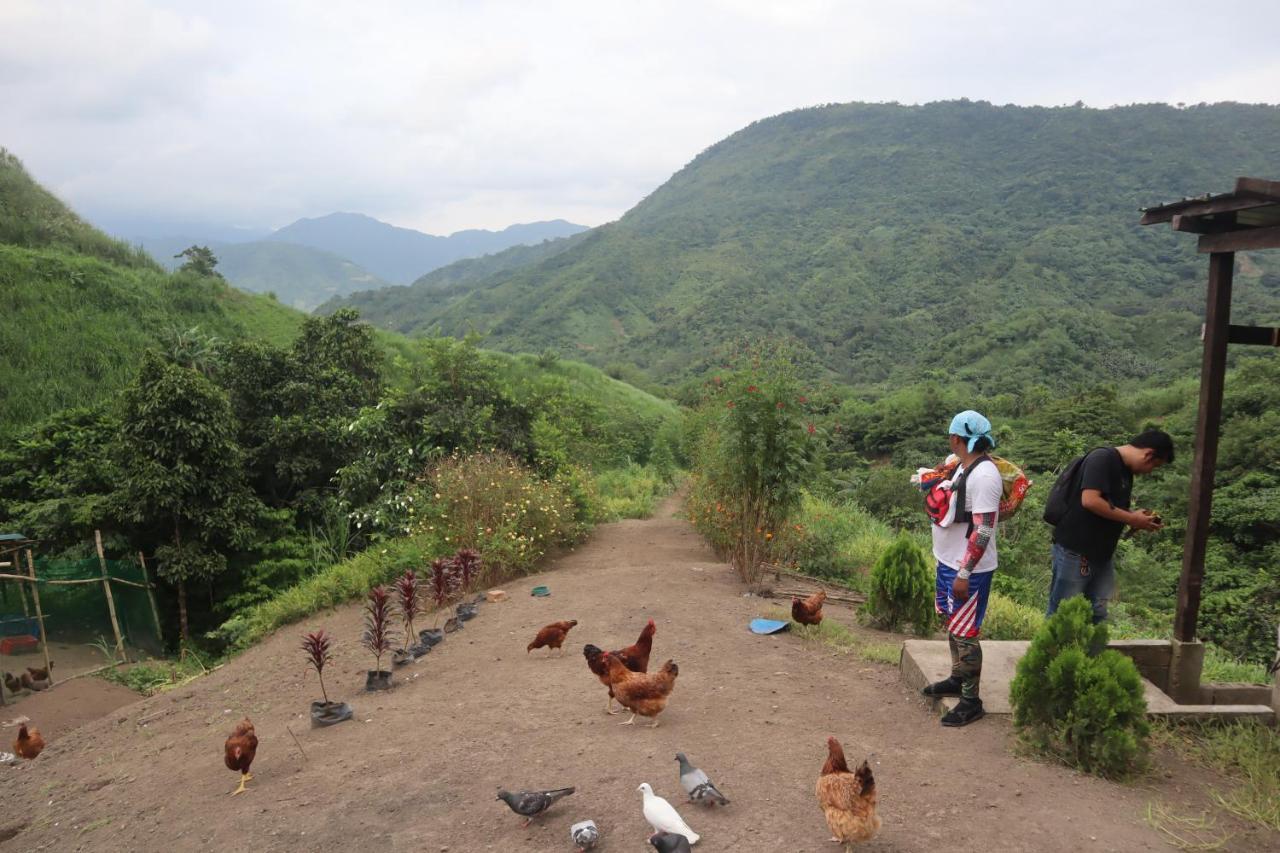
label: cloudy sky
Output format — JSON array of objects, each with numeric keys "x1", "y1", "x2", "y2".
[{"x1": 3, "y1": 0, "x2": 1278, "y2": 237}]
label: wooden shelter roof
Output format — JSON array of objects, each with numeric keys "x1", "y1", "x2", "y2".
[{"x1": 1141, "y1": 177, "x2": 1280, "y2": 253}]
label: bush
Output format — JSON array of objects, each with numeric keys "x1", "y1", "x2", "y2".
[
  {"x1": 592, "y1": 463, "x2": 674, "y2": 522},
  {"x1": 1010, "y1": 597, "x2": 1149, "y2": 778},
  {"x1": 771, "y1": 492, "x2": 895, "y2": 587},
  {"x1": 864, "y1": 534, "x2": 935, "y2": 635},
  {"x1": 981, "y1": 592, "x2": 1046, "y2": 640}
]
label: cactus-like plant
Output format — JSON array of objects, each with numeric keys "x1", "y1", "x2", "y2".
[
  {"x1": 395, "y1": 569, "x2": 422, "y2": 644},
  {"x1": 362, "y1": 586, "x2": 397, "y2": 672},
  {"x1": 301, "y1": 629, "x2": 334, "y2": 703}
]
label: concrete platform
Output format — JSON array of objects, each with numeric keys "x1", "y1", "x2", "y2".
[{"x1": 900, "y1": 639, "x2": 1276, "y2": 723}]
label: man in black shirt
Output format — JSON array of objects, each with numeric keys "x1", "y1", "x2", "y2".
[{"x1": 1047, "y1": 430, "x2": 1174, "y2": 623}]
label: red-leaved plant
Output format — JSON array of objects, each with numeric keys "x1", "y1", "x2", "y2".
[
  {"x1": 395, "y1": 569, "x2": 422, "y2": 644},
  {"x1": 453, "y1": 548, "x2": 482, "y2": 596},
  {"x1": 301, "y1": 629, "x2": 334, "y2": 703},
  {"x1": 362, "y1": 586, "x2": 397, "y2": 671},
  {"x1": 429, "y1": 557, "x2": 456, "y2": 628}
]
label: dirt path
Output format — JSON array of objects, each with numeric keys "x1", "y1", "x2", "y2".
[{"x1": 0, "y1": 495, "x2": 1271, "y2": 852}]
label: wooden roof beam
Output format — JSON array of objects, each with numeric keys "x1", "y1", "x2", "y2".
[
  {"x1": 1198, "y1": 223, "x2": 1280, "y2": 253},
  {"x1": 1235, "y1": 176, "x2": 1280, "y2": 201}
]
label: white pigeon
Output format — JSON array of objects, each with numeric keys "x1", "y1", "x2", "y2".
[{"x1": 638, "y1": 782, "x2": 700, "y2": 845}]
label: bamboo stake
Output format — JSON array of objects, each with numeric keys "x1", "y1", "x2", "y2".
[
  {"x1": 95, "y1": 530, "x2": 127, "y2": 663},
  {"x1": 137, "y1": 552, "x2": 163, "y2": 646},
  {"x1": 24, "y1": 547, "x2": 55, "y2": 686}
]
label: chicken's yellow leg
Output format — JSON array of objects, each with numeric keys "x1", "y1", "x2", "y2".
[
  {"x1": 231, "y1": 772, "x2": 250, "y2": 795},
  {"x1": 619, "y1": 713, "x2": 636, "y2": 726}
]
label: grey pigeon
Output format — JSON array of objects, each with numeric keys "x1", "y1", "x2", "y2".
[
  {"x1": 676, "y1": 752, "x2": 729, "y2": 806},
  {"x1": 650, "y1": 831, "x2": 693, "y2": 853},
  {"x1": 496, "y1": 786, "x2": 575, "y2": 827},
  {"x1": 569, "y1": 819, "x2": 599, "y2": 850}
]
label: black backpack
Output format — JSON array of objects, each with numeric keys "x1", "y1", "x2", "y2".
[{"x1": 1042, "y1": 448, "x2": 1104, "y2": 526}]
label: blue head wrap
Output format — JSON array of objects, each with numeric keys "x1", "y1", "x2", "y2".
[{"x1": 949, "y1": 410, "x2": 995, "y2": 452}]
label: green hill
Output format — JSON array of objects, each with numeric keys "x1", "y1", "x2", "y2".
[
  {"x1": 0, "y1": 149, "x2": 306, "y2": 431},
  {"x1": 318, "y1": 230, "x2": 591, "y2": 318},
  {"x1": 141, "y1": 236, "x2": 390, "y2": 312},
  {"x1": 333, "y1": 101, "x2": 1280, "y2": 392}
]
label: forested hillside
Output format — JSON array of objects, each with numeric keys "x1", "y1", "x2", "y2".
[{"x1": 334, "y1": 101, "x2": 1280, "y2": 392}]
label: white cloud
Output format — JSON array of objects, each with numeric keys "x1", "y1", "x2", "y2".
[{"x1": 1, "y1": 0, "x2": 1277, "y2": 235}]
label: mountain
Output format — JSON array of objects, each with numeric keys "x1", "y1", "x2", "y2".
[
  {"x1": 0, "y1": 148, "x2": 306, "y2": 431},
  {"x1": 139, "y1": 237, "x2": 390, "y2": 313},
  {"x1": 319, "y1": 229, "x2": 592, "y2": 319},
  {"x1": 266, "y1": 212, "x2": 589, "y2": 284},
  {"x1": 332, "y1": 101, "x2": 1280, "y2": 393}
]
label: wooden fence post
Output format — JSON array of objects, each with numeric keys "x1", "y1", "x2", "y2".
[
  {"x1": 137, "y1": 551, "x2": 164, "y2": 645},
  {"x1": 24, "y1": 547, "x2": 55, "y2": 685},
  {"x1": 94, "y1": 529, "x2": 127, "y2": 662}
]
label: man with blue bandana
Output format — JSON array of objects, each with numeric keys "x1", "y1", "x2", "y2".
[{"x1": 920, "y1": 410, "x2": 1002, "y2": 727}]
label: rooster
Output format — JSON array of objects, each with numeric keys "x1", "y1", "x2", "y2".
[
  {"x1": 224, "y1": 718, "x2": 259, "y2": 796},
  {"x1": 528, "y1": 620, "x2": 578, "y2": 656},
  {"x1": 792, "y1": 590, "x2": 827, "y2": 626},
  {"x1": 583, "y1": 618, "x2": 657, "y2": 714},
  {"x1": 815, "y1": 737, "x2": 880, "y2": 849},
  {"x1": 604, "y1": 654, "x2": 678, "y2": 728},
  {"x1": 13, "y1": 723, "x2": 45, "y2": 760}
]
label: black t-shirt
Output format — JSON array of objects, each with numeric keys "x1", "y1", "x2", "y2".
[{"x1": 1052, "y1": 447, "x2": 1133, "y2": 562}]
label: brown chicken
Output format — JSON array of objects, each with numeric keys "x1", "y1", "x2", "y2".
[
  {"x1": 612, "y1": 618, "x2": 656, "y2": 673},
  {"x1": 815, "y1": 737, "x2": 880, "y2": 849},
  {"x1": 792, "y1": 590, "x2": 827, "y2": 626},
  {"x1": 603, "y1": 653, "x2": 678, "y2": 728},
  {"x1": 224, "y1": 718, "x2": 259, "y2": 796},
  {"x1": 13, "y1": 723, "x2": 45, "y2": 760},
  {"x1": 26, "y1": 663, "x2": 52, "y2": 681},
  {"x1": 528, "y1": 620, "x2": 578, "y2": 656}
]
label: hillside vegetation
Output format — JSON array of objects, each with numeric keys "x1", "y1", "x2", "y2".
[{"x1": 334, "y1": 101, "x2": 1280, "y2": 392}]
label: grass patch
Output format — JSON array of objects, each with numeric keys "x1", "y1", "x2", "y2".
[
  {"x1": 980, "y1": 592, "x2": 1046, "y2": 640},
  {"x1": 766, "y1": 605, "x2": 902, "y2": 665},
  {"x1": 592, "y1": 463, "x2": 678, "y2": 521},
  {"x1": 1158, "y1": 721, "x2": 1280, "y2": 833},
  {"x1": 1201, "y1": 645, "x2": 1270, "y2": 685},
  {"x1": 78, "y1": 818, "x2": 112, "y2": 836},
  {"x1": 99, "y1": 648, "x2": 213, "y2": 696},
  {"x1": 1144, "y1": 801, "x2": 1232, "y2": 851}
]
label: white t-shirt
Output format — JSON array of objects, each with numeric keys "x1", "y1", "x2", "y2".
[{"x1": 931, "y1": 459, "x2": 1002, "y2": 573}]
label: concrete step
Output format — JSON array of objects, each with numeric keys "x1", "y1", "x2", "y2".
[{"x1": 900, "y1": 639, "x2": 1276, "y2": 724}]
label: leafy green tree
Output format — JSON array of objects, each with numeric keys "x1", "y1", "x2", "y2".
[
  {"x1": 174, "y1": 245, "x2": 221, "y2": 277},
  {"x1": 0, "y1": 405, "x2": 118, "y2": 553},
  {"x1": 114, "y1": 352, "x2": 264, "y2": 641}
]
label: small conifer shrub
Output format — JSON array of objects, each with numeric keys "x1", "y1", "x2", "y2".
[
  {"x1": 1010, "y1": 596, "x2": 1149, "y2": 778},
  {"x1": 864, "y1": 534, "x2": 935, "y2": 635}
]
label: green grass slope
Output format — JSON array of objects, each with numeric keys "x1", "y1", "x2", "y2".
[
  {"x1": 339, "y1": 102, "x2": 1280, "y2": 392},
  {"x1": 0, "y1": 150, "x2": 306, "y2": 431}
]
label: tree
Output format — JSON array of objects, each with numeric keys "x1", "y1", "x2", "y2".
[
  {"x1": 114, "y1": 352, "x2": 263, "y2": 641},
  {"x1": 174, "y1": 245, "x2": 221, "y2": 278}
]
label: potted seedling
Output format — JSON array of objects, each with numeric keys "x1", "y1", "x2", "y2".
[
  {"x1": 302, "y1": 629, "x2": 352, "y2": 726},
  {"x1": 394, "y1": 569, "x2": 424, "y2": 663},
  {"x1": 453, "y1": 548, "x2": 483, "y2": 621},
  {"x1": 362, "y1": 585, "x2": 397, "y2": 690},
  {"x1": 419, "y1": 557, "x2": 456, "y2": 645}
]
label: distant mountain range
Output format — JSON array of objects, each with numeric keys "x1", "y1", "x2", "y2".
[
  {"x1": 110, "y1": 213, "x2": 589, "y2": 312},
  {"x1": 329, "y1": 100, "x2": 1280, "y2": 392},
  {"x1": 267, "y1": 213, "x2": 589, "y2": 285}
]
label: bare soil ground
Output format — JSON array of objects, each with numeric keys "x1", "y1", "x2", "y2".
[{"x1": 0, "y1": 495, "x2": 1274, "y2": 852}]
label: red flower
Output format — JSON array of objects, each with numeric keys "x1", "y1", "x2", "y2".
[
  {"x1": 747, "y1": 385, "x2": 758, "y2": 393},
  {"x1": 726, "y1": 401, "x2": 735, "y2": 408},
  {"x1": 807, "y1": 423, "x2": 816, "y2": 434},
  {"x1": 798, "y1": 396, "x2": 807, "y2": 404},
  {"x1": 776, "y1": 402, "x2": 784, "y2": 410},
  {"x1": 713, "y1": 376, "x2": 722, "y2": 385}
]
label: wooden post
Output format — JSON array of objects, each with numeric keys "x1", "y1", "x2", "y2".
[
  {"x1": 137, "y1": 551, "x2": 164, "y2": 645},
  {"x1": 24, "y1": 548, "x2": 55, "y2": 685},
  {"x1": 94, "y1": 530, "x2": 128, "y2": 662},
  {"x1": 1174, "y1": 251, "x2": 1234, "y2": 643}
]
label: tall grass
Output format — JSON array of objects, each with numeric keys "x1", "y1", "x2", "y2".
[{"x1": 592, "y1": 463, "x2": 676, "y2": 521}]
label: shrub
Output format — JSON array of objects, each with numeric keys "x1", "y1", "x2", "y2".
[
  {"x1": 687, "y1": 341, "x2": 819, "y2": 584},
  {"x1": 1010, "y1": 597, "x2": 1149, "y2": 778},
  {"x1": 301, "y1": 629, "x2": 334, "y2": 703},
  {"x1": 361, "y1": 585, "x2": 396, "y2": 672},
  {"x1": 981, "y1": 592, "x2": 1045, "y2": 640},
  {"x1": 593, "y1": 462, "x2": 674, "y2": 522},
  {"x1": 394, "y1": 571, "x2": 422, "y2": 645},
  {"x1": 770, "y1": 492, "x2": 895, "y2": 586},
  {"x1": 864, "y1": 535, "x2": 935, "y2": 635}
]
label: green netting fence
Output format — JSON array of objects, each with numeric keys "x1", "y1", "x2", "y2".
[{"x1": 1, "y1": 554, "x2": 164, "y2": 695}]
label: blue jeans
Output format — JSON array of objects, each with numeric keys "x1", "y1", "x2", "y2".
[{"x1": 1047, "y1": 543, "x2": 1115, "y2": 624}]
